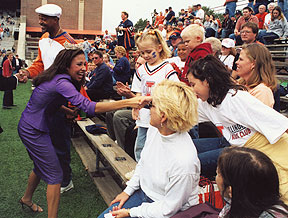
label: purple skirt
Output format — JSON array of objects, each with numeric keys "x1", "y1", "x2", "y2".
[{"x1": 18, "y1": 118, "x2": 63, "y2": 184}]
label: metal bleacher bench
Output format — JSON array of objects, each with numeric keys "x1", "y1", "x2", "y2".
[{"x1": 76, "y1": 118, "x2": 136, "y2": 183}]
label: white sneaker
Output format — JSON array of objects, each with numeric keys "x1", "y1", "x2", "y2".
[{"x1": 60, "y1": 180, "x2": 74, "y2": 194}]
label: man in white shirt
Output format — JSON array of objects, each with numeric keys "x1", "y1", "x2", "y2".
[{"x1": 195, "y1": 4, "x2": 205, "y2": 22}]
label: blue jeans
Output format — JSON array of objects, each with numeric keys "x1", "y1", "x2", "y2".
[
  {"x1": 278, "y1": 1, "x2": 288, "y2": 21},
  {"x1": 258, "y1": 31, "x2": 279, "y2": 44},
  {"x1": 192, "y1": 137, "x2": 230, "y2": 178},
  {"x1": 134, "y1": 127, "x2": 148, "y2": 162},
  {"x1": 97, "y1": 189, "x2": 153, "y2": 218},
  {"x1": 226, "y1": 2, "x2": 237, "y2": 17}
]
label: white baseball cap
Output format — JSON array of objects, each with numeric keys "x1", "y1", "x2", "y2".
[
  {"x1": 35, "y1": 4, "x2": 62, "y2": 18},
  {"x1": 222, "y1": 38, "x2": 235, "y2": 48}
]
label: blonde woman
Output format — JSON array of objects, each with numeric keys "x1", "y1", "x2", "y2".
[
  {"x1": 236, "y1": 43, "x2": 277, "y2": 107},
  {"x1": 111, "y1": 46, "x2": 131, "y2": 84},
  {"x1": 98, "y1": 80, "x2": 200, "y2": 218}
]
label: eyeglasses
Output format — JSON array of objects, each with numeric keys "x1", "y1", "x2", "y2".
[
  {"x1": 240, "y1": 30, "x2": 252, "y2": 34},
  {"x1": 91, "y1": 57, "x2": 99, "y2": 60}
]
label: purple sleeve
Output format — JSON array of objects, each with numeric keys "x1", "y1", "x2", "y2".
[{"x1": 56, "y1": 77, "x2": 96, "y2": 116}]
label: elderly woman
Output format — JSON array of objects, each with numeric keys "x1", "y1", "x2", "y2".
[
  {"x1": 98, "y1": 80, "x2": 200, "y2": 218},
  {"x1": 111, "y1": 46, "x2": 131, "y2": 84}
]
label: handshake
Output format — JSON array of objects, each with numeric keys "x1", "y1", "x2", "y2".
[{"x1": 15, "y1": 69, "x2": 29, "y2": 83}]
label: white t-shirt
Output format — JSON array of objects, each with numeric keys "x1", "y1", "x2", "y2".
[
  {"x1": 167, "y1": 56, "x2": 185, "y2": 72},
  {"x1": 264, "y1": 13, "x2": 271, "y2": 29},
  {"x1": 131, "y1": 61, "x2": 179, "y2": 127},
  {"x1": 198, "y1": 89, "x2": 288, "y2": 145},
  {"x1": 125, "y1": 126, "x2": 200, "y2": 218},
  {"x1": 220, "y1": 54, "x2": 235, "y2": 70},
  {"x1": 196, "y1": 9, "x2": 205, "y2": 21}
]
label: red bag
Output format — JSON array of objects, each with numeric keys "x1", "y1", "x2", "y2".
[{"x1": 198, "y1": 176, "x2": 224, "y2": 209}]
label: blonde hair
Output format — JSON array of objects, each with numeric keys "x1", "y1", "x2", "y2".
[
  {"x1": 181, "y1": 24, "x2": 205, "y2": 42},
  {"x1": 135, "y1": 29, "x2": 171, "y2": 60},
  {"x1": 204, "y1": 37, "x2": 221, "y2": 57},
  {"x1": 114, "y1": 46, "x2": 126, "y2": 56},
  {"x1": 239, "y1": 43, "x2": 277, "y2": 91},
  {"x1": 152, "y1": 80, "x2": 198, "y2": 132}
]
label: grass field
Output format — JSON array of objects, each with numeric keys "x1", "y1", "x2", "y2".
[{"x1": 0, "y1": 81, "x2": 107, "y2": 217}]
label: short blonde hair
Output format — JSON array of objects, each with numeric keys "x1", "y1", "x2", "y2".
[
  {"x1": 114, "y1": 46, "x2": 126, "y2": 56},
  {"x1": 135, "y1": 29, "x2": 171, "y2": 60},
  {"x1": 152, "y1": 80, "x2": 198, "y2": 132},
  {"x1": 181, "y1": 24, "x2": 205, "y2": 42}
]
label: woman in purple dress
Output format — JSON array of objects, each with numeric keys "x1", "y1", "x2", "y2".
[{"x1": 18, "y1": 49, "x2": 145, "y2": 218}]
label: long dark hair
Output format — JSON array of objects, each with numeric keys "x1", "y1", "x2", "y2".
[
  {"x1": 33, "y1": 49, "x2": 85, "y2": 90},
  {"x1": 188, "y1": 55, "x2": 246, "y2": 107},
  {"x1": 218, "y1": 147, "x2": 288, "y2": 218}
]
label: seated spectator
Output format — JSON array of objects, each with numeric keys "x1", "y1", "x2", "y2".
[
  {"x1": 167, "y1": 41, "x2": 188, "y2": 75},
  {"x1": 169, "y1": 32, "x2": 182, "y2": 57},
  {"x1": 229, "y1": 7, "x2": 259, "y2": 45},
  {"x1": 220, "y1": 38, "x2": 236, "y2": 71},
  {"x1": 103, "y1": 53, "x2": 114, "y2": 72},
  {"x1": 85, "y1": 50, "x2": 114, "y2": 101},
  {"x1": 174, "y1": 21, "x2": 184, "y2": 33},
  {"x1": 166, "y1": 24, "x2": 174, "y2": 41},
  {"x1": 98, "y1": 40, "x2": 107, "y2": 51},
  {"x1": 252, "y1": 0, "x2": 269, "y2": 14},
  {"x1": 204, "y1": 15, "x2": 219, "y2": 38},
  {"x1": 180, "y1": 24, "x2": 213, "y2": 85},
  {"x1": 111, "y1": 46, "x2": 131, "y2": 84},
  {"x1": 258, "y1": 6, "x2": 288, "y2": 44},
  {"x1": 187, "y1": 55, "x2": 288, "y2": 204},
  {"x1": 256, "y1": 4, "x2": 268, "y2": 29},
  {"x1": 217, "y1": 147, "x2": 288, "y2": 217},
  {"x1": 157, "y1": 24, "x2": 167, "y2": 39},
  {"x1": 236, "y1": 43, "x2": 277, "y2": 107},
  {"x1": 217, "y1": 11, "x2": 234, "y2": 38},
  {"x1": 98, "y1": 80, "x2": 200, "y2": 218},
  {"x1": 106, "y1": 38, "x2": 115, "y2": 54},
  {"x1": 86, "y1": 61, "x2": 96, "y2": 81},
  {"x1": 204, "y1": 37, "x2": 222, "y2": 57},
  {"x1": 231, "y1": 22, "x2": 262, "y2": 78},
  {"x1": 143, "y1": 20, "x2": 152, "y2": 32},
  {"x1": 103, "y1": 29, "x2": 112, "y2": 43},
  {"x1": 264, "y1": 2, "x2": 276, "y2": 30}
]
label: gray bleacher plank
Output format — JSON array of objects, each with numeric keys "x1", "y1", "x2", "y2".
[
  {"x1": 77, "y1": 119, "x2": 137, "y2": 183},
  {"x1": 72, "y1": 136, "x2": 121, "y2": 205}
]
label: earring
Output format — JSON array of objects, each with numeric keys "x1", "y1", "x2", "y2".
[{"x1": 160, "y1": 122, "x2": 163, "y2": 128}]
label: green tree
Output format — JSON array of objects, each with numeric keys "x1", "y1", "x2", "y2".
[{"x1": 134, "y1": 18, "x2": 148, "y2": 32}]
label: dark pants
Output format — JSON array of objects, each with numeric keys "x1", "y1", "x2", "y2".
[
  {"x1": 3, "y1": 90, "x2": 13, "y2": 106},
  {"x1": 48, "y1": 111, "x2": 72, "y2": 187},
  {"x1": 86, "y1": 88, "x2": 111, "y2": 101}
]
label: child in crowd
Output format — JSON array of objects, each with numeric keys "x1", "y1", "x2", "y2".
[
  {"x1": 180, "y1": 24, "x2": 212, "y2": 85},
  {"x1": 217, "y1": 147, "x2": 288, "y2": 217},
  {"x1": 219, "y1": 38, "x2": 236, "y2": 72},
  {"x1": 167, "y1": 41, "x2": 188, "y2": 76},
  {"x1": 131, "y1": 29, "x2": 179, "y2": 161},
  {"x1": 187, "y1": 55, "x2": 288, "y2": 204}
]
